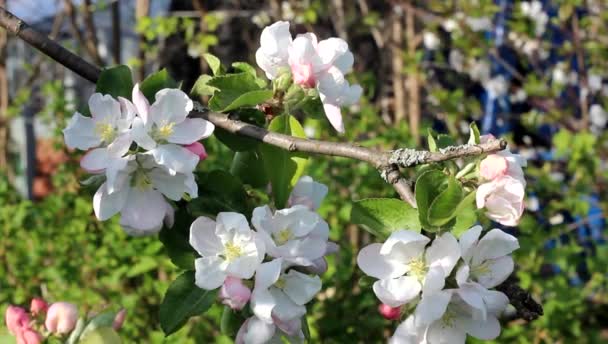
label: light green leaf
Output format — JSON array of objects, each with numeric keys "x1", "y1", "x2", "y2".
[
  {"x1": 207, "y1": 73, "x2": 271, "y2": 112},
  {"x1": 468, "y1": 122, "x2": 480, "y2": 145},
  {"x1": 159, "y1": 271, "x2": 217, "y2": 336},
  {"x1": 427, "y1": 128, "x2": 438, "y2": 152},
  {"x1": 190, "y1": 74, "x2": 218, "y2": 98},
  {"x1": 96, "y1": 65, "x2": 133, "y2": 99},
  {"x1": 427, "y1": 176, "x2": 463, "y2": 226},
  {"x1": 232, "y1": 62, "x2": 266, "y2": 88},
  {"x1": 452, "y1": 205, "x2": 478, "y2": 238},
  {"x1": 79, "y1": 327, "x2": 122, "y2": 344},
  {"x1": 260, "y1": 115, "x2": 308, "y2": 208},
  {"x1": 139, "y1": 69, "x2": 179, "y2": 102},
  {"x1": 351, "y1": 198, "x2": 421, "y2": 239},
  {"x1": 220, "y1": 307, "x2": 244, "y2": 336},
  {"x1": 203, "y1": 53, "x2": 223, "y2": 75},
  {"x1": 415, "y1": 169, "x2": 448, "y2": 230},
  {"x1": 222, "y1": 90, "x2": 273, "y2": 112}
]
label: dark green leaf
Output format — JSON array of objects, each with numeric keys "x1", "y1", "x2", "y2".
[
  {"x1": 231, "y1": 150, "x2": 268, "y2": 188},
  {"x1": 260, "y1": 115, "x2": 308, "y2": 208},
  {"x1": 351, "y1": 198, "x2": 421, "y2": 239},
  {"x1": 203, "y1": 53, "x2": 223, "y2": 75},
  {"x1": 160, "y1": 271, "x2": 217, "y2": 336},
  {"x1": 159, "y1": 207, "x2": 197, "y2": 270},
  {"x1": 139, "y1": 69, "x2": 179, "y2": 102},
  {"x1": 223, "y1": 90, "x2": 273, "y2": 112},
  {"x1": 427, "y1": 176, "x2": 463, "y2": 226},
  {"x1": 214, "y1": 109, "x2": 265, "y2": 151},
  {"x1": 415, "y1": 169, "x2": 448, "y2": 230},
  {"x1": 95, "y1": 65, "x2": 133, "y2": 99},
  {"x1": 187, "y1": 170, "x2": 251, "y2": 217},
  {"x1": 436, "y1": 134, "x2": 457, "y2": 149},
  {"x1": 220, "y1": 307, "x2": 245, "y2": 336}
]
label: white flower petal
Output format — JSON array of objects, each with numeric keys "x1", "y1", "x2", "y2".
[
  {"x1": 459, "y1": 225, "x2": 482, "y2": 262},
  {"x1": 357, "y1": 243, "x2": 407, "y2": 279},
  {"x1": 381, "y1": 230, "x2": 430, "y2": 257},
  {"x1": 149, "y1": 89, "x2": 193, "y2": 125},
  {"x1": 226, "y1": 254, "x2": 262, "y2": 280},
  {"x1": 80, "y1": 148, "x2": 110, "y2": 172},
  {"x1": 150, "y1": 144, "x2": 199, "y2": 175},
  {"x1": 317, "y1": 37, "x2": 353, "y2": 73},
  {"x1": 132, "y1": 83, "x2": 150, "y2": 124},
  {"x1": 194, "y1": 256, "x2": 227, "y2": 290},
  {"x1": 481, "y1": 290, "x2": 509, "y2": 315},
  {"x1": 283, "y1": 270, "x2": 322, "y2": 305},
  {"x1": 269, "y1": 288, "x2": 307, "y2": 322},
  {"x1": 259, "y1": 21, "x2": 291, "y2": 58},
  {"x1": 63, "y1": 112, "x2": 101, "y2": 150},
  {"x1": 217, "y1": 212, "x2": 252, "y2": 234},
  {"x1": 288, "y1": 176, "x2": 328, "y2": 210},
  {"x1": 251, "y1": 289, "x2": 276, "y2": 323},
  {"x1": 236, "y1": 316, "x2": 276, "y2": 344},
  {"x1": 372, "y1": 276, "x2": 421, "y2": 307},
  {"x1": 89, "y1": 93, "x2": 121, "y2": 123},
  {"x1": 119, "y1": 188, "x2": 168, "y2": 234},
  {"x1": 426, "y1": 318, "x2": 467, "y2": 344},
  {"x1": 414, "y1": 290, "x2": 452, "y2": 327},
  {"x1": 168, "y1": 118, "x2": 215, "y2": 144},
  {"x1": 389, "y1": 315, "x2": 420, "y2": 344},
  {"x1": 422, "y1": 266, "x2": 446, "y2": 295},
  {"x1": 458, "y1": 314, "x2": 501, "y2": 340},
  {"x1": 425, "y1": 232, "x2": 460, "y2": 276},
  {"x1": 255, "y1": 259, "x2": 283, "y2": 290},
  {"x1": 321, "y1": 102, "x2": 344, "y2": 133},
  {"x1": 93, "y1": 182, "x2": 128, "y2": 221},
  {"x1": 107, "y1": 133, "x2": 132, "y2": 157},
  {"x1": 131, "y1": 117, "x2": 156, "y2": 150},
  {"x1": 472, "y1": 228, "x2": 519, "y2": 266},
  {"x1": 456, "y1": 283, "x2": 487, "y2": 321},
  {"x1": 475, "y1": 256, "x2": 514, "y2": 288},
  {"x1": 189, "y1": 216, "x2": 224, "y2": 256}
]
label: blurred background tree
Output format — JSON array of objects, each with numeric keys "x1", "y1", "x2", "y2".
[{"x1": 1, "y1": 0, "x2": 607, "y2": 343}]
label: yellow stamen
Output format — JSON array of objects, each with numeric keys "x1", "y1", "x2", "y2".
[
  {"x1": 274, "y1": 277, "x2": 286, "y2": 289},
  {"x1": 407, "y1": 257, "x2": 428, "y2": 281},
  {"x1": 95, "y1": 122, "x2": 116, "y2": 142},
  {"x1": 155, "y1": 122, "x2": 175, "y2": 140},
  {"x1": 224, "y1": 242, "x2": 243, "y2": 261},
  {"x1": 274, "y1": 229, "x2": 293, "y2": 245}
]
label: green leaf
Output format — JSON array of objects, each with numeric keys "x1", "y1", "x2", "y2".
[
  {"x1": 207, "y1": 73, "x2": 271, "y2": 112},
  {"x1": 187, "y1": 170, "x2": 251, "y2": 217},
  {"x1": 436, "y1": 134, "x2": 457, "y2": 149},
  {"x1": 415, "y1": 169, "x2": 448, "y2": 230},
  {"x1": 95, "y1": 65, "x2": 134, "y2": 99},
  {"x1": 231, "y1": 150, "x2": 268, "y2": 187},
  {"x1": 427, "y1": 176, "x2": 463, "y2": 226},
  {"x1": 302, "y1": 316, "x2": 311, "y2": 341},
  {"x1": 468, "y1": 122, "x2": 480, "y2": 145},
  {"x1": 452, "y1": 205, "x2": 478, "y2": 238},
  {"x1": 79, "y1": 327, "x2": 122, "y2": 344},
  {"x1": 159, "y1": 207, "x2": 196, "y2": 270},
  {"x1": 220, "y1": 307, "x2": 244, "y2": 336},
  {"x1": 203, "y1": 53, "x2": 223, "y2": 75},
  {"x1": 160, "y1": 271, "x2": 217, "y2": 336},
  {"x1": 231, "y1": 62, "x2": 265, "y2": 87},
  {"x1": 260, "y1": 115, "x2": 308, "y2": 208},
  {"x1": 214, "y1": 108, "x2": 265, "y2": 151},
  {"x1": 350, "y1": 198, "x2": 421, "y2": 239},
  {"x1": 427, "y1": 128, "x2": 437, "y2": 152},
  {"x1": 139, "y1": 69, "x2": 179, "y2": 102},
  {"x1": 67, "y1": 318, "x2": 86, "y2": 344},
  {"x1": 80, "y1": 311, "x2": 118, "y2": 340},
  {"x1": 190, "y1": 74, "x2": 218, "y2": 98}
]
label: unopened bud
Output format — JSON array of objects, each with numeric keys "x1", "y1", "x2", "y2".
[
  {"x1": 45, "y1": 302, "x2": 78, "y2": 334},
  {"x1": 30, "y1": 298, "x2": 48, "y2": 316},
  {"x1": 378, "y1": 304, "x2": 401, "y2": 320}
]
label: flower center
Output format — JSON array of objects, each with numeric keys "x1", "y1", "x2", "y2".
[
  {"x1": 407, "y1": 258, "x2": 428, "y2": 281},
  {"x1": 95, "y1": 122, "x2": 116, "y2": 143},
  {"x1": 224, "y1": 242, "x2": 243, "y2": 262},
  {"x1": 291, "y1": 62, "x2": 316, "y2": 88},
  {"x1": 153, "y1": 121, "x2": 175, "y2": 141},
  {"x1": 274, "y1": 277, "x2": 286, "y2": 289},
  {"x1": 471, "y1": 261, "x2": 491, "y2": 278},
  {"x1": 132, "y1": 169, "x2": 153, "y2": 191},
  {"x1": 441, "y1": 309, "x2": 456, "y2": 328},
  {"x1": 274, "y1": 228, "x2": 293, "y2": 245}
]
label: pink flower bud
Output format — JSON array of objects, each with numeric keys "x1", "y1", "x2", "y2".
[
  {"x1": 219, "y1": 277, "x2": 251, "y2": 310},
  {"x1": 291, "y1": 62, "x2": 316, "y2": 88},
  {"x1": 480, "y1": 154, "x2": 508, "y2": 180},
  {"x1": 5, "y1": 306, "x2": 30, "y2": 335},
  {"x1": 17, "y1": 329, "x2": 43, "y2": 344},
  {"x1": 30, "y1": 298, "x2": 48, "y2": 316},
  {"x1": 112, "y1": 309, "x2": 126, "y2": 330},
  {"x1": 378, "y1": 303, "x2": 401, "y2": 320},
  {"x1": 184, "y1": 142, "x2": 208, "y2": 161},
  {"x1": 45, "y1": 302, "x2": 78, "y2": 334}
]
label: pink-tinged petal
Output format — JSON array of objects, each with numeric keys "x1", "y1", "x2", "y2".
[
  {"x1": 5, "y1": 306, "x2": 30, "y2": 335},
  {"x1": 80, "y1": 147, "x2": 110, "y2": 172},
  {"x1": 317, "y1": 37, "x2": 353, "y2": 73},
  {"x1": 45, "y1": 302, "x2": 78, "y2": 334},
  {"x1": 150, "y1": 144, "x2": 199, "y2": 175},
  {"x1": 30, "y1": 298, "x2": 48, "y2": 316},
  {"x1": 373, "y1": 276, "x2": 421, "y2": 307},
  {"x1": 88, "y1": 93, "x2": 121, "y2": 123},
  {"x1": 283, "y1": 270, "x2": 322, "y2": 305},
  {"x1": 189, "y1": 216, "x2": 223, "y2": 256},
  {"x1": 322, "y1": 102, "x2": 344, "y2": 133},
  {"x1": 414, "y1": 290, "x2": 452, "y2": 327},
  {"x1": 149, "y1": 89, "x2": 193, "y2": 125},
  {"x1": 480, "y1": 154, "x2": 508, "y2": 180},
  {"x1": 357, "y1": 243, "x2": 408, "y2": 280},
  {"x1": 132, "y1": 83, "x2": 150, "y2": 124},
  {"x1": 93, "y1": 182, "x2": 128, "y2": 221},
  {"x1": 63, "y1": 112, "x2": 101, "y2": 150},
  {"x1": 194, "y1": 256, "x2": 227, "y2": 290},
  {"x1": 220, "y1": 277, "x2": 252, "y2": 310},
  {"x1": 119, "y1": 188, "x2": 167, "y2": 234},
  {"x1": 112, "y1": 309, "x2": 126, "y2": 330},
  {"x1": 184, "y1": 142, "x2": 208, "y2": 161},
  {"x1": 169, "y1": 118, "x2": 215, "y2": 144},
  {"x1": 19, "y1": 328, "x2": 43, "y2": 344}
]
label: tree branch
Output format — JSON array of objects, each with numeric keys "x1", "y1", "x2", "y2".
[{"x1": 0, "y1": 6, "x2": 541, "y2": 321}]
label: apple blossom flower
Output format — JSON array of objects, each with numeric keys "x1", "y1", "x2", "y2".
[
  {"x1": 476, "y1": 175, "x2": 525, "y2": 226},
  {"x1": 255, "y1": 21, "x2": 362, "y2": 133},
  {"x1": 130, "y1": 84, "x2": 215, "y2": 175},
  {"x1": 189, "y1": 213, "x2": 265, "y2": 290},
  {"x1": 45, "y1": 302, "x2": 78, "y2": 334},
  {"x1": 252, "y1": 205, "x2": 329, "y2": 267},
  {"x1": 356, "y1": 230, "x2": 460, "y2": 307},
  {"x1": 5, "y1": 306, "x2": 30, "y2": 335},
  {"x1": 479, "y1": 154, "x2": 508, "y2": 180},
  {"x1": 250, "y1": 259, "x2": 321, "y2": 328},
  {"x1": 287, "y1": 176, "x2": 328, "y2": 211},
  {"x1": 29, "y1": 298, "x2": 48, "y2": 316},
  {"x1": 92, "y1": 154, "x2": 192, "y2": 235},
  {"x1": 235, "y1": 315, "x2": 305, "y2": 344},
  {"x1": 378, "y1": 303, "x2": 401, "y2": 321},
  {"x1": 220, "y1": 277, "x2": 252, "y2": 310},
  {"x1": 16, "y1": 328, "x2": 43, "y2": 344}
]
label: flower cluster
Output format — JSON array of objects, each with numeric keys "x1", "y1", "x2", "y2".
[
  {"x1": 476, "y1": 134, "x2": 527, "y2": 226},
  {"x1": 5, "y1": 298, "x2": 125, "y2": 344},
  {"x1": 357, "y1": 226, "x2": 519, "y2": 343},
  {"x1": 188, "y1": 176, "x2": 334, "y2": 343},
  {"x1": 256, "y1": 21, "x2": 362, "y2": 133},
  {"x1": 63, "y1": 85, "x2": 214, "y2": 235}
]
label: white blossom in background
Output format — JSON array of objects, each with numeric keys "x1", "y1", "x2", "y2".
[
  {"x1": 189, "y1": 213, "x2": 265, "y2": 290},
  {"x1": 552, "y1": 65, "x2": 568, "y2": 85},
  {"x1": 465, "y1": 16, "x2": 492, "y2": 32},
  {"x1": 588, "y1": 74, "x2": 603, "y2": 92},
  {"x1": 590, "y1": 104, "x2": 608, "y2": 128},
  {"x1": 287, "y1": 176, "x2": 328, "y2": 211},
  {"x1": 442, "y1": 18, "x2": 458, "y2": 32},
  {"x1": 484, "y1": 76, "x2": 509, "y2": 98},
  {"x1": 92, "y1": 154, "x2": 199, "y2": 235},
  {"x1": 255, "y1": 21, "x2": 362, "y2": 133},
  {"x1": 449, "y1": 50, "x2": 465, "y2": 72},
  {"x1": 250, "y1": 259, "x2": 320, "y2": 336},
  {"x1": 423, "y1": 32, "x2": 440, "y2": 50},
  {"x1": 130, "y1": 84, "x2": 215, "y2": 175},
  {"x1": 469, "y1": 59, "x2": 490, "y2": 83},
  {"x1": 356, "y1": 230, "x2": 460, "y2": 307},
  {"x1": 520, "y1": 1, "x2": 548, "y2": 36},
  {"x1": 236, "y1": 315, "x2": 305, "y2": 344},
  {"x1": 252, "y1": 205, "x2": 329, "y2": 267}
]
